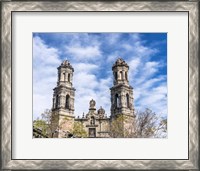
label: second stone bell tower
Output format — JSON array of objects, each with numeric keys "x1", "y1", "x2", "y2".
[
  {"x1": 51, "y1": 60, "x2": 75, "y2": 137},
  {"x1": 110, "y1": 58, "x2": 134, "y2": 116},
  {"x1": 110, "y1": 58, "x2": 135, "y2": 137}
]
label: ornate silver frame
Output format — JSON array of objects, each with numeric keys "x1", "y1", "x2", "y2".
[{"x1": 1, "y1": 1, "x2": 199, "y2": 170}]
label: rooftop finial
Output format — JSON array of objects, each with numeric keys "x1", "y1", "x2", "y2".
[
  {"x1": 89, "y1": 99, "x2": 96, "y2": 110},
  {"x1": 61, "y1": 60, "x2": 69, "y2": 66},
  {"x1": 112, "y1": 57, "x2": 129, "y2": 69},
  {"x1": 58, "y1": 60, "x2": 74, "y2": 71}
]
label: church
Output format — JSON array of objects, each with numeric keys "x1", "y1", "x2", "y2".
[{"x1": 51, "y1": 58, "x2": 135, "y2": 138}]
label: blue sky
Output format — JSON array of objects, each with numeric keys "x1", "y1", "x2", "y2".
[{"x1": 33, "y1": 33, "x2": 167, "y2": 120}]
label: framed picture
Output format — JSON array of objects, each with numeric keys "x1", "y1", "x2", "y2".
[{"x1": 1, "y1": 0, "x2": 199, "y2": 170}]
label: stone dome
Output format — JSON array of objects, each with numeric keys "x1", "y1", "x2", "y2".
[{"x1": 98, "y1": 106, "x2": 105, "y2": 115}]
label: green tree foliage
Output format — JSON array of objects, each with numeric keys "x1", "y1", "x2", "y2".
[
  {"x1": 72, "y1": 122, "x2": 88, "y2": 138},
  {"x1": 33, "y1": 119, "x2": 48, "y2": 137},
  {"x1": 33, "y1": 109, "x2": 59, "y2": 138}
]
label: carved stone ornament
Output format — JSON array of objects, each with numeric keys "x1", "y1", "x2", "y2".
[{"x1": 89, "y1": 99, "x2": 96, "y2": 108}]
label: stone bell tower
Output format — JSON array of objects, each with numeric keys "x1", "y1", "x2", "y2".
[
  {"x1": 51, "y1": 60, "x2": 75, "y2": 138},
  {"x1": 110, "y1": 58, "x2": 135, "y2": 137}
]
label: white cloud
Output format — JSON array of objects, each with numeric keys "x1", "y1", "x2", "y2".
[
  {"x1": 141, "y1": 77, "x2": 166, "y2": 90},
  {"x1": 33, "y1": 36, "x2": 61, "y2": 119},
  {"x1": 106, "y1": 52, "x2": 121, "y2": 63},
  {"x1": 130, "y1": 33, "x2": 141, "y2": 41},
  {"x1": 128, "y1": 57, "x2": 141, "y2": 80},
  {"x1": 129, "y1": 34, "x2": 159, "y2": 57},
  {"x1": 135, "y1": 45, "x2": 158, "y2": 56},
  {"x1": 74, "y1": 72, "x2": 98, "y2": 89},
  {"x1": 72, "y1": 62, "x2": 112, "y2": 117},
  {"x1": 73, "y1": 76, "x2": 112, "y2": 117},
  {"x1": 122, "y1": 43, "x2": 133, "y2": 51},
  {"x1": 143, "y1": 61, "x2": 159, "y2": 77},
  {"x1": 127, "y1": 53, "x2": 167, "y2": 117},
  {"x1": 106, "y1": 33, "x2": 121, "y2": 45},
  {"x1": 135, "y1": 84, "x2": 167, "y2": 116},
  {"x1": 33, "y1": 36, "x2": 61, "y2": 65},
  {"x1": 133, "y1": 72, "x2": 167, "y2": 117},
  {"x1": 145, "y1": 61, "x2": 159, "y2": 69},
  {"x1": 73, "y1": 63, "x2": 98, "y2": 73},
  {"x1": 66, "y1": 45, "x2": 101, "y2": 61},
  {"x1": 33, "y1": 94, "x2": 51, "y2": 118},
  {"x1": 131, "y1": 61, "x2": 161, "y2": 86}
]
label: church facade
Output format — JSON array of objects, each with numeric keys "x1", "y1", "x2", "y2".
[{"x1": 51, "y1": 58, "x2": 135, "y2": 138}]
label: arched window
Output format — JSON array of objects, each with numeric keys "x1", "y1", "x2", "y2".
[
  {"x1": 115, "y1": 94, "x2": 120, "y2": 108},
  {"x1": 65, "y1": 95, "x2": 70, "y2": 109},
  {"x1": 90, "y1": 116, "x2": 95, "y2": 125},
  {"x1": 125, "y1": 72, "x2": 128, "y2": 80},
  {"x1": 126, "y1": 93, "x2": 129, "y2": 108},
  {"x1": 63, "y1": 73, "x2": 66, "y2": 81},
  {"x1": 56, "y1": 95, "x2": 59, "y2": 108},
  {"x1": 68, "y1": 74, "x2": 70, "y2": 82},
  {"x1": 115, "y1": 72, "x2": 118, "y2": 80},
  {"x1": 120, "y1": 71, "x2": 123, "y2": 80}
]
